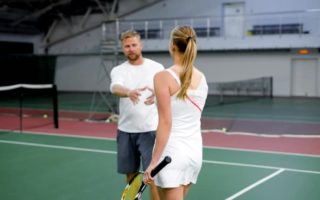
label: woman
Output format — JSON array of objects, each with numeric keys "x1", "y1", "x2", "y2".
[{"x1": 144, "y1": 25, "x2": 208, "y2": 199}]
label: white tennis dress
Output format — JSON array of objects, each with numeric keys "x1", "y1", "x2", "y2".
[{"x1": 155, "y1": 69, "x2": 208, "y2": 188}]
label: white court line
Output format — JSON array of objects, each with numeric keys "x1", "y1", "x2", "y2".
[
  {"x1": 0, "y1": 129, "x2": 117, "y2": 141},
  {"x1": 0, "y1": 140, "x2": 117, "y2": 154},
  {"x1": 202, "y1": 129, "x2": 320, "y2": 138},
  {"x1": 1, "y1": 139, "x2": 320, "y2": 175},
  {"x1": 0, "y1": 84, "x2": 53, "y2": 91},
  {"x1": 203, "y1": 160, "x2": 320, "y2": 175},
  {"x1": 225, "y1": 169, "x2": 285, "y2": 200},
  {"x1": 204, "y1": 145, "x2": 320, "y2": 158}
]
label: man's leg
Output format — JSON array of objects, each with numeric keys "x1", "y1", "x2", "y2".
[{"x1": 117, "y1": 130, "x2": 140, "y2": 178}]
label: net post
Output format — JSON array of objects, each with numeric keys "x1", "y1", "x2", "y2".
[
  {"x1": 52, "y1": 84, "x2": 59, "y2": 128},
  {"x1": 219, "y1": 90, "x2": 224, "y2": 104},
  {"x1": 270, "y1": 76, "x2": 273, "y2": 98},
  {"x1": 19, "y1": 87, "x2": 23, "y2": 133}
]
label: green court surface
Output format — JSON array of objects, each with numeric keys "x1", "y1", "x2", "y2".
[
  {"x1": 1, "y1": 131, "x2": 320, "y2": 200},
  {"x1": 203, "y1": 97, "x2": 320, "y2": 122}
]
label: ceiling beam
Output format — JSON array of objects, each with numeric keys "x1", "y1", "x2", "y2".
[{"x1": 11, "y1": 0, "x2": 71, "y2": 27}]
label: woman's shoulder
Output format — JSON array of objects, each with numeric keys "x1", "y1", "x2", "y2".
[
  {"x1": 193, "y1": 67, "x2": 204, "y2": 76},
  {"x1": 155, "y1": 68, "x2": 173, "y2": 80},
  {"x1": 153, "y1": 69, "x2": 164, "y2": 78},
  {"x1": 195, "y1": 68, "x2": 207, "y2": 82},
  {"x1": 154, "y1": 67, "x2": 180, "y2": 86}
]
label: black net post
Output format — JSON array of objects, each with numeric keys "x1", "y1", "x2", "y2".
[
  {"x1": 52, "y1": 84, "x2": 59, "y2": 128},
  {"x1": 19, "y1": 87, "x2": 23, "y2": 133},
  {"x1": 270, "y1": 76, "x2": 273, "y2": 98}
]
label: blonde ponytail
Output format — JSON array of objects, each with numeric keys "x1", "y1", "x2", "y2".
[{"x1": 170, "y1": 26, "x2": 197, "y2": 100}]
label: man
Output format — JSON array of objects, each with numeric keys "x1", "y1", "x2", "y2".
[{"x1": 110, "y1": 30, "x2": 164, "y2": 200}]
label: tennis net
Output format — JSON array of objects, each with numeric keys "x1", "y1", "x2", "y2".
[
  {"x1": 0, "y1": 84, "x2": 58, "y2": 131},
  {"x1": 206, "y1": 77, "x2": 273, "y2": 106}
]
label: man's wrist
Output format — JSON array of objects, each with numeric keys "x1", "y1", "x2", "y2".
[{"x1": 126, "y1": 90, "x2": 130, "y2": 97}]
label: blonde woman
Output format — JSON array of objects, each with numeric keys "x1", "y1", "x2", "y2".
[{"x1": 144, "y1": 26, "x2": 208, "y2": 199}]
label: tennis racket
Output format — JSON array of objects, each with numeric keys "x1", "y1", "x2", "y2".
[{"x1": 120, "y1": 156, "x2": 172, "y2": 200}]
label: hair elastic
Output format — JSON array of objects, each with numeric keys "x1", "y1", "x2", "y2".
[{"x1": 187, "y1": 36, "x2": 193, "y2": 42}]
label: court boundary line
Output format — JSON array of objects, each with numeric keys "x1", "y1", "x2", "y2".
[
  {"x1": 0, "y1": 139, "x2": 117, "y2": 154},
  {"x1": 203, "y1": 160, "x2": 320, "y2": 175},
  {"x1": 1, "y1": 139, "x2": 319, "y2": 175},
  {"x1": 202, "y1": 116, "x2": 320, "y2": 125},
  {"x1": 202, "y1": 129, "x2": 320, "y2": 138},
  {"x1": 225, "y1": 168, "x2": 285, "y2": 200},
  {"x1": 0, "y1": 129, "x2": 117, "y2": 141},
  {"x1": 204, "y1": 145, "x2": 320, "y2": 158}
]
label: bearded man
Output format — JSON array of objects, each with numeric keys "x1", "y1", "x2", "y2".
[{"x1": 110, "y1": 30, "x2": 164, "y2": 200}]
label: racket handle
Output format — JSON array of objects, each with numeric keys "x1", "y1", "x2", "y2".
[
  {"x1": 134, "y1": 156, "x2": 172, "y2": 200},
  {"x1": 150, "y1": 156, "x2": 172, "y2": 177}
]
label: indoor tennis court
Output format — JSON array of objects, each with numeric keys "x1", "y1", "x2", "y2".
[{"x1": 1, "y1": 0, "x2": 320, "y2": 200}]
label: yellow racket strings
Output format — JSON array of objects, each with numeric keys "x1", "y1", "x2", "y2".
[{"x1": 121, "y1": 174, "x2": 143, "y2": 200}]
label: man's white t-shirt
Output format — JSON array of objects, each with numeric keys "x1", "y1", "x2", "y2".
[{"x1": 110, "y1": 58, "x2": 164, "y2": 133}]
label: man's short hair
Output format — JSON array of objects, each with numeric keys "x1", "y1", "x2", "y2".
[{"x1": 120, "y1": 30, "x2": 141, "y2": 42}]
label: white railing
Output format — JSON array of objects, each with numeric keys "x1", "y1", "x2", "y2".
[{"x1": 104, "y1": 10, "x2": 320, "y2": 40}]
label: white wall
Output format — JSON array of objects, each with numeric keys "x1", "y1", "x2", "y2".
[
  {"x1": 49, "y1": 27, "x2": 101, "y2": 55},
  {"x1": 55, "y1": 55, "x2": 102, "y2": 92},
  {"x1": 196, "y1": 52, "x2": 291, "y2": 96},
  {"x1": 54, "y1": 50, "x2": 320, "y2": 97},
  {"x1": 147, "y1": 51, "x2": 320, "y2": 97}
]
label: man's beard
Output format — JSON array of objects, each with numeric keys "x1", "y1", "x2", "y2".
[{"x1": 126, "y1": 53, "x2": 140, "y2": 62}]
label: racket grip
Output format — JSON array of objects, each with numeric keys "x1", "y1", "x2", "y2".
[{"x1": 150, "y1": 156, "x2": 172, "y2": 177}]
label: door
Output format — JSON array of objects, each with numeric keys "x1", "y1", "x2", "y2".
[
  {"x1": 223, "y1": 2, "x2": 245, "y2": 38},
  {"x1": 291, "y1": 58, "x2": 318, "y2": 97}
]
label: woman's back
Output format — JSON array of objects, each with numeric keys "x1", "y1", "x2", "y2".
[{"x1": 166, "y1": 68, "x2": 208, "y2": 137}]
